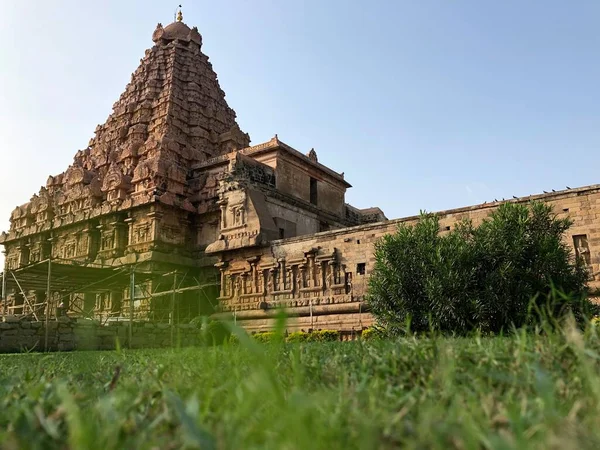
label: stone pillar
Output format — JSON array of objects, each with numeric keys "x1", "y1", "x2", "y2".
[
  {"x1": 216, "y1": 262, "x2": 228, "y2": 298},
  {"x1": 277, "y1": 259, "x2": 285, "y2": 290},
  {"x1": 219, "y1": 270, "x2": 226, "y2": 298},
  {"x1": 124, "y1": 217, "x2": 134, "y2": 252},
  {"x1": 220, "y1": 204, "x2": 228, "y2": 229},
  {"x1": 241, "y1": 272, "x2": 248, "y2": 295},
  {"x1": 286, "y1": 267, "x2": 292, "y2": 292},
  {"x1": 250, "y1": 263, "x2": 257, "y2": 295}
]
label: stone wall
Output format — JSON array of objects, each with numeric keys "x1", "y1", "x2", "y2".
[
  {"x1": 216, "y1": 184, "x2": 600, "y2": 333},
  {"x1": 0, "y1": 317, "x2": 202, "y2": 353}
]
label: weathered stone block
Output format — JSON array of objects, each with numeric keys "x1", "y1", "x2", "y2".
[
  {"x1": 1, "y1": 330, "x2": 18, "y2": 336},
  {"x1": 58, "y1": 342, "x2": 75, "y2": 351},
  {"x1": 97, "y1": 329, "x2": 116, "y2": 337}
]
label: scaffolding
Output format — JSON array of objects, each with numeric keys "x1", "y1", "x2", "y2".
[{"x1": 0, "y1": 257, "x2": 220, "y2": 350}]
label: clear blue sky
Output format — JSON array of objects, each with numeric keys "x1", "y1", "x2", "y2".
[{"x1": 1, "y1": 0, "x2": 599, "y2": 267}]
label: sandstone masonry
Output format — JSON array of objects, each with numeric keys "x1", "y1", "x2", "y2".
[{"x1": 0, "y1": 13, "x2": 596, "y2": 338}]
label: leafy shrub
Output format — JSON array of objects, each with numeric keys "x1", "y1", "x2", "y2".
[
  {"x1": 285, "y1": 330, "x2": 340, "y2": 343},
  {"x1": 252, "y1": 331, "x2": 283, "y2": 344},
  {"x1": 201, "y1": 319, "x2": 231, "y2": 346},
  {"x1": 309, "y1": 330, "x2": 340, "y2": 342},
  {"x1": 367, "y1": 201, "x2": 592, "y2": 335},
  {"x1": 360, "y1": 327, "x2": 383, "y2": 341},
  {"x1": 227, "y1": 333, "x2": 240, "y2": 345},
  {"x1": 285, "y1": 331, "x2": 309, "y2": 343}
]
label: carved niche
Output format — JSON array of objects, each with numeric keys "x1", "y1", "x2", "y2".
[
  {"x1": 55, "y1": 165, "x2": 101, "y2": 216},
  {"x1": 102, "y1": 163, "x2": 132, "y2": 204},
  {"x1": 131, "y1": 222, "x2": 152, "y2": 245},
  {"x1": 5, "y1": 246, "x2": 20, "y2": 270},
  {"x1": 10, "y1": 204, "x2": 33, "y2": 230},
  {"x1": 220, "y1": 190, "x2": 246, "y2": 230},
  {"x1": 28, "y1": 188, "x2": 54, "y2": 226},
  {"x1": 96, "y1": 219, "x2": 128, "y2": 258}
]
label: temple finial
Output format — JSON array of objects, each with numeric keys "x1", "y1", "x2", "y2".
[{"x1": 176, "y1": 5, "x2": 183, "y2": 22}]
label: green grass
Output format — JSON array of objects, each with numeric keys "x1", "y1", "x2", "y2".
[{"x1": 2, "y1": 323, "x2": 600, "y2": 449}]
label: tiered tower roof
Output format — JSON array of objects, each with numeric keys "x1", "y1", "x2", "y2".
[{"x1": 4, "y1": 14, "x2": 251, "y2": 236}]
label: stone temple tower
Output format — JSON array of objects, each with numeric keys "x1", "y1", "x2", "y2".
[
  {"x1": 0, "y1": 12, "x2": 251, "y2": 319},
  {"x1": 0, "y1": 11, "x2": 383, "y2": 325}
]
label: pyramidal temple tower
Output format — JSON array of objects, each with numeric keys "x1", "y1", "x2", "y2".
[
  {"x1": 1, "y1": 13, "x2": 250, "y2": 270},
  {"x1": 0, "y1": 11, "x2": 384, "y2": 324},
  {"x1": 61, "y1": 13, "x2": 251, "y2": 220}
]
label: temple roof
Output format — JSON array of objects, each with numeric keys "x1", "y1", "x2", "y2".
[
  {"x1": 5, "y1": 15, "x2": 251, "y2": 236},
  {"x1": 192, "y1": 136, "x2": 352, "y2": 188}
]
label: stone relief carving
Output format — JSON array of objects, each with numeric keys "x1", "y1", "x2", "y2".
[
  {"x1": 218, "y1": 249, "x2": 352, "y2": 312},
  {"x1": 100, "y1": 229, "x2": 115, "y2": 251}
]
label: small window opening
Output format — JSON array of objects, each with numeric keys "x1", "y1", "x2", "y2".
[
  {"x1": 356, "y1": 263, "x2": 366, "y2": 275},
  {"x1": 310, "y1": 177, "x2": 318, "y2": 205},
  {"x1": 445, "y1": 226, "x2": 451, "y2": 231},
  {"x1": 356, "y1": 239, "x2": 361, "y2": 244},
  {"x1": 563, "y1": 208, "x2": 569, "y2": 213},
  {"x1": 279, "y1": 228, "x2": 285, "y2": 239}
]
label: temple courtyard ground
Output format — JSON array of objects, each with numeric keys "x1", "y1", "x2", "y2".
[{"x1": 1, "y1": 326, "x2": 600, "y2": 449}]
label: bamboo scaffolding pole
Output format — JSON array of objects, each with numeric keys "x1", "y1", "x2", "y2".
[
  {"x1": 44, "y1": 258, "x2": 52, "y2": 352},
  {"x1": 1, "y1": 262, "x2": 7, "y2": 319},
  {"x1": 10, "y1": 271, "x2": 39, "y2": 321},
  {"x1": 129, "y1": 268, "x2": 135, "y2": 348},
  {"x1": 170, "y1": 272, "x2": 177, "y2": 346}
]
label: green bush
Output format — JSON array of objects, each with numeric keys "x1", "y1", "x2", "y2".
[
  {"x1": 285, "y1": 331, "x2": 309, "y2": 343},
  {"x1": 360, "y1": 327, "x2": 382, "y2": 341},
  {"x1": 201, "y1": 320, "x2": 231, "y2": 346},
  {"x1": 309, "y1": 330, "x2": 340, "y2": 342},
  {"x1": 285, "y1": 330, "x2": 340, "y2": 343},
  {"x1": 252, "y1": 331, "x2": 284, "y2": 344},
  {"x1": 367, "y1": 201, "x2": 592, "y2": 335}
]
